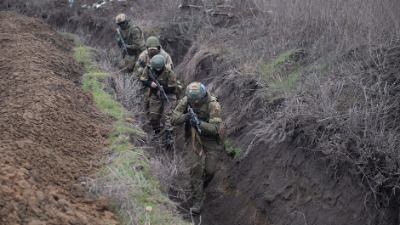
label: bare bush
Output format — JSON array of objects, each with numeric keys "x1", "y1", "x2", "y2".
[
  {"x1": 195, "y1": 1, "x2": 400, "y2": 220},
  {"x1": 113, "y1": 74, "x2": 140, "y2": 109},
  {"x1": 179, "y1": 0, "x2": 400, "y2": 70},
  {"x1": 91, "y1": 0, "x2": 400, "y2": 221},
  {"x1": 9, "y1": 0, "x2": 400, "y2": 222},
  {"x1": 264, "y1": 39, "x2": 400, "y2": 223},
  {"x1": 86, "y1": 150, "x2": 186, "y2": 225},
  {"x1": 148, "y1": 144, "x2": 192, "y2": 204}
]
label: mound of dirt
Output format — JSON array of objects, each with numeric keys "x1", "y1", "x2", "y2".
[{"x1": 0, "y1": 11, "x2": 116, "y2": 225}]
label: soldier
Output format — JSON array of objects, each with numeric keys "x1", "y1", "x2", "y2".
[
  {"x1": 140, "y1": 54, "x2": 178, "y2": 146},
  {"x1": 135, "y1": 36, "x2": 182, "y2": 115},
  {"x1": 134, "y1": 36, "x2": 174, "y2": 77},
  {"x1": 115, "y1": 13, "x2": 146, "y2": 74},
  {"x1": 171, "y1": 82, "x2": 227, "y2": 215}
]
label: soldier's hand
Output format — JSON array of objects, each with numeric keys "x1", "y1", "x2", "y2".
[
  {"x1": 151, "y1": 81, "x2": 157, "y2": 89},
  {"x1": 190, "y1": 117, "x2": 200, "y2": 127},
  {"x1": 139, "y1": 60, "x2": 146, "y2": 68},
  {"x1": 117, "y1": 38, "x2": 123, "y2": 48}
]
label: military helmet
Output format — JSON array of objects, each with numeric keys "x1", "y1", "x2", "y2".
[
  {"x1": 150, "y1": 54, "x2": 166, "y2": 69},
  {"x1": 115, "y1": 13, "x2": 128, "y2": 24},
  {"x1": 146, "y1": 36, "x2": 161, "y2": 49},
  {"x1": 186, "y1": 82, "x2": 207, "y2": 100}
]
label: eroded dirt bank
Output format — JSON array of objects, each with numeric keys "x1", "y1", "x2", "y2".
[
  {"x1": 1, "y1": 2, "x2": 398, "y2": 225},
  {"x1": 178, "y1": 46, "x2": 389, "y2": 225},
  {"x1": 0, "y1": 11, "x2": 116, "y2": 225}
]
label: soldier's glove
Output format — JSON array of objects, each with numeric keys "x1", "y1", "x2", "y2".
[
  {"x1": 117, "y1": 38, "x2": 123, "y2": 48},
  {"x1": 139, "y1": 60, "x2": 146, "y2": 68},
  {"x1": 190, "y1": 117, "x2": 200, "y2": 127}
]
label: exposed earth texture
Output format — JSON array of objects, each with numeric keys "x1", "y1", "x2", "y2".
[
  {"x1": 0, "y1": 11, "x2": 116, "y2": 225},
  {"x1": 1, "y1": 1, "x2": 400, "y2": 225}
]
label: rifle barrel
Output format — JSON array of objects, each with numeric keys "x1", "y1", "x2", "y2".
[
  {"x1": 147, "y1": 68, "x2": 173, "y2": 111},
  {"x1": 188, "y1": 105, "x2": 201, "y2": 134},
  {"x1": 117, "y1": 29, "x2": 128, "y2": 52}
]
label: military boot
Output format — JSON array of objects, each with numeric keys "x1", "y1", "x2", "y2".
[
  {"x1": 190, "y1": 201, "x2": 202, "y2": 215},
  {"x1": 190, "y1": 197, "x2": 204, "y2": 215},
  {"x1": 164, "y1": 130, "x2": 173, "y2": 150},
  {"x1": 150, "y1": 124, "x2": 161, "y2": 142}
]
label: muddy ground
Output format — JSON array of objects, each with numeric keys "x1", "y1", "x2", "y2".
[{"x1": 0, "y1": 1, "x2": 397, "y2": 225}]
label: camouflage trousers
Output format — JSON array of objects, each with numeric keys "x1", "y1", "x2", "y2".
[
  {"x1": 148, "y1": 94, "x2": 177, "y2": 133},
  {"x1": 133, "y1": 63, "x2": 145, "y2": 79},
  {"x1": 187, "y1": 135, "x2": 223, "y2": 205},
  {"x1": 120, "y1": 54, "x2": 139, "y2": 74}
]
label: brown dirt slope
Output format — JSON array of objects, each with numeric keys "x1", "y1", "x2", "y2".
[
  {"x1": 0, "y1": 11, "x2": 116, "y2": 225},
  {"x1": 175, "y1": 45, "x2": 382, "y2": 225}
]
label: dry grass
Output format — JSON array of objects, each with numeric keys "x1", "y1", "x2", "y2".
[
  {"x1": 100, "y1": 0, "x2": 400, "y2": 221},
  {"x1": 163, "y1": 0, "x2": 400, "y2": 219},
  {"x1": 245, "y1": 0, "x2": 400, "y2": 218},
  {"x1": 5, "y1": 0, "x2": 400, "y2": 222}
]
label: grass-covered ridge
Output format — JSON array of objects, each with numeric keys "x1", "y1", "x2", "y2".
[
  {"x1": 259, "y1": 49, "x2": 306, "y2": 94},
  {"x1": 72, "y1": 35, "x2": 190, "y2": 225}
]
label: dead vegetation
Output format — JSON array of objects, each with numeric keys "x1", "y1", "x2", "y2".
[
  {"x1": 167, "y1": 0, "x2": 400, "y2": 222},
  {"x1": 3, "y1": 0, "x2": 400, "y2": 224}
]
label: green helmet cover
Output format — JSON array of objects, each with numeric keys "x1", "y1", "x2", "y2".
[
  {"x1": 146, "y1": 36, "x2": 160, "y2": 48},
  {"x1": 186, "y1": 82, "x2": 207, "y2": 99},
  {"x1": 150, "y1": 54, "x2": 166, "y2": 68}
]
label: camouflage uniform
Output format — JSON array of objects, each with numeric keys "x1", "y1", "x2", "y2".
[
  {"x1": 116, "y1": 14, "x2": 145, "y2": 74},
  {"x1": 140, "y1": 65, "x2": 177, "y2": 135},
  {"x1": 171, "y1": 91, "x2": 225, "y2": 214},
  {"x1": 135, "y1": 48, "x2": 173, "y2": 77}
]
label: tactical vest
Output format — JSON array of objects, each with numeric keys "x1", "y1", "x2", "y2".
[{"x1": 187, "y1": 94, "x2": 218, "y2": 123}]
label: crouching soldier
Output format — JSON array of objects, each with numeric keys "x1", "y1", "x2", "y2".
[{"x1": 171, "y1": 82, "x2": 227, "y2": 214}]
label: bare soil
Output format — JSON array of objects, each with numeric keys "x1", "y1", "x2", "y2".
[
  {"x1": 1, "y1": 1, "x2": 398, "y2": 225},
  {"x1": 0, "y1": 11, "x2": 116, "y2": 225}
]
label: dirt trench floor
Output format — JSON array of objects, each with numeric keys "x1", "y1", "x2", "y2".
[
  {"x1": 0, "y1": 11, "x2": 116, "y2": 225},
  {"x1": 0, "y1": 3, "x2": 391, "y2": 225}
]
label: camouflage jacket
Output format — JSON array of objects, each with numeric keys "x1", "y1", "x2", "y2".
[
  {"x1": 117, "y1": 22, "x2": 145, "y2": 56},
  {"x1": 136, "y1": 48, "x2": 174, "y2": 71},
  {"x1": 171, "y1": 93, "x2": 222, "y2": 137},
  {"x1": 140, "y1": 67, "x2": 177, "y2": 96}
]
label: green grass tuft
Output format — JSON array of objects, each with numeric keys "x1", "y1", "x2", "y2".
[
  {"x1": 225, "y1": 138, "x2": 242, "y2": 159},
  {"x1": 72, "y1": 35, "x2": 190, "y2": 225},
  {"x1": 260, "y1": 49, "x2": 306, "y2": 92}
]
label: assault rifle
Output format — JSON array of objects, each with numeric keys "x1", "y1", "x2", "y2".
[
  {"x1": 147, "y1": 68, "x2": 173, "y2": 111},
  {"x1": 117, "y1": 29, "x2": 128, "y2": 53},
  {"x1": 187, "y1": 105, "x2": 201, "y2": 134}
]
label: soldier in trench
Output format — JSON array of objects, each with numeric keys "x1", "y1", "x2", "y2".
[
  {"x1": 171, "y1": 82, "x2": 227, "y2": 214},
  {"x1": 134, "y1": 36, "x2": 183, "y2": 116},
  {"x1": 134, "y1": 36, "x2": 174, "y2": 77},
  {"x1": 115, "y1": 13, "x2": 146, "y2": 74},
  {"x1": 140, "y1": 54, "x2": 178, "y2": 148}
]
